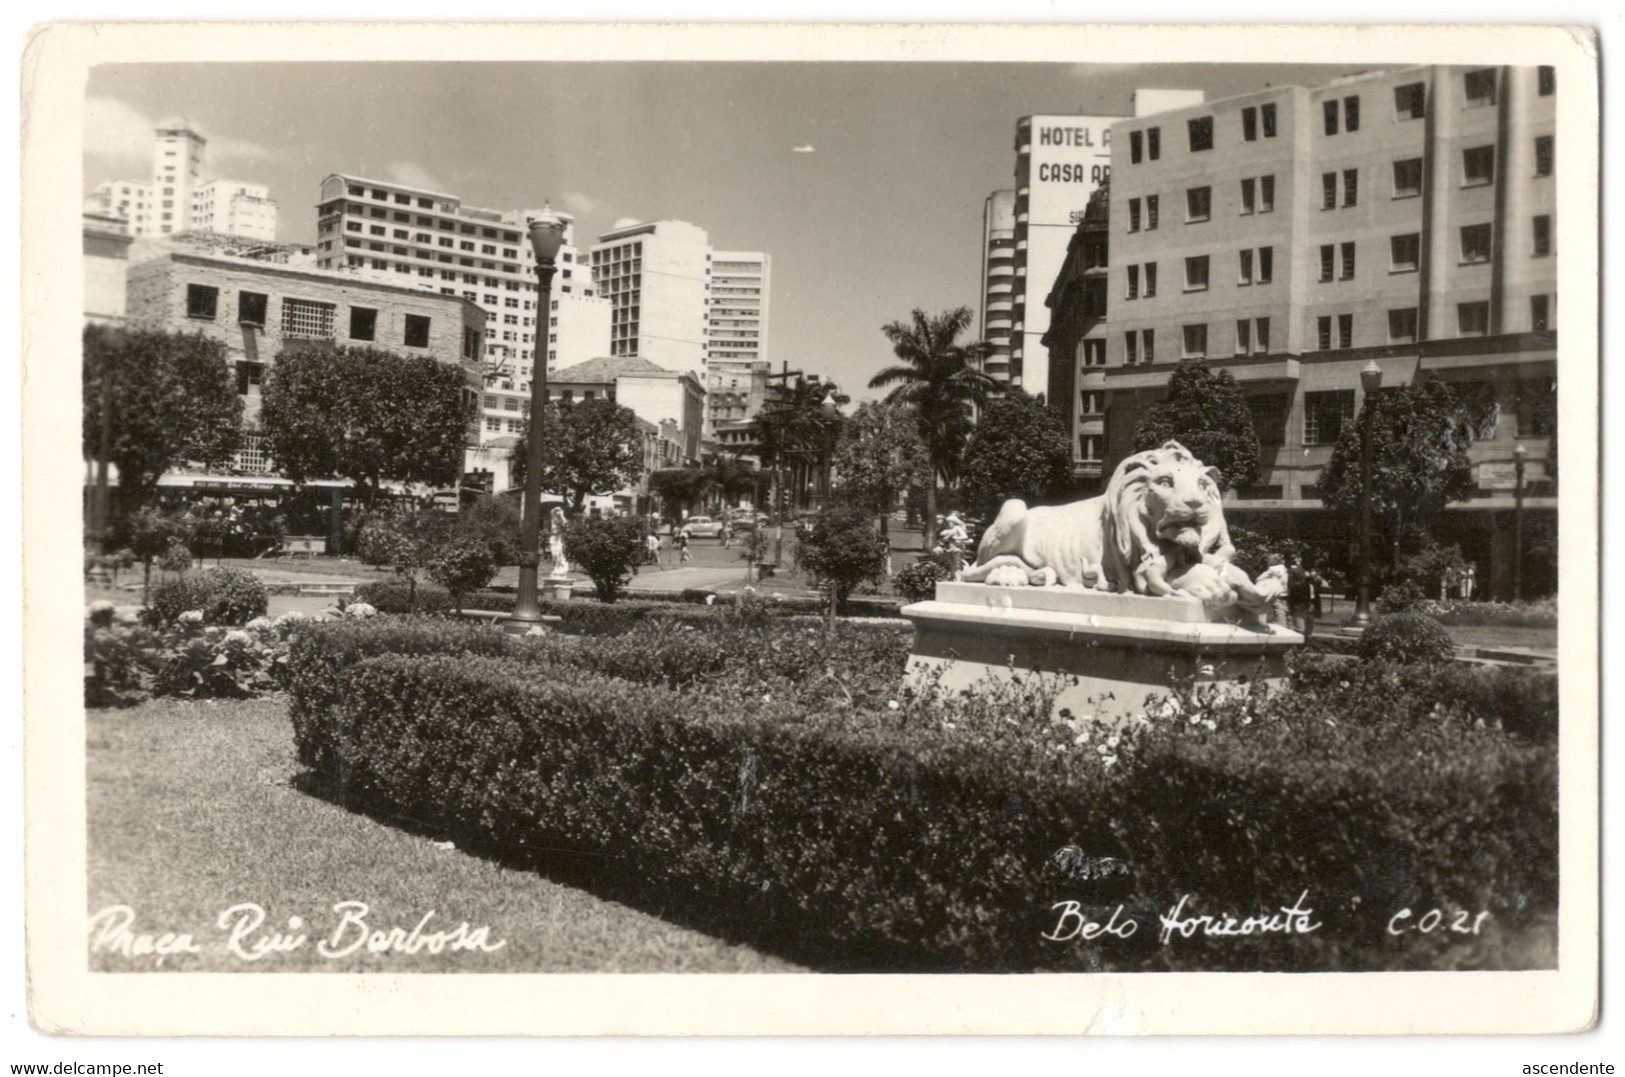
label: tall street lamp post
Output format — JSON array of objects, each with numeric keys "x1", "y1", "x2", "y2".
[
  {"x1": 818, "y1": 389, "x2": 839, "y2": 510},
  {"x1": 1351, "y1": 360, "x2": 1383, "y2": 628},
  {"x1": 1512, "y1": 441, "x2": 1527, "y2": 602},
  {"x1": 505, "y1": 208, "x2": 567, "y2": 633}
]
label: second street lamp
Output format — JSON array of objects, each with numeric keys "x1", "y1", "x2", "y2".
[
  {"x1": 1350, "y1": 359, "x2": 1383, "y2": 628},
  {"x1": 1513, "y1": 441, "x2": 1527, "y2": 602},
  {"x1": 505, "y1": 207, "x2": 567, "y2": 633}
]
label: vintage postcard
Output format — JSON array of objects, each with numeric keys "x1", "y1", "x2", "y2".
[{"x1": 21, "y1": 21, "x2": 1599, "y2": 1040}]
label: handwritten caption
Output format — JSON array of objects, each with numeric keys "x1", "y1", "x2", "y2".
[
  {"x1": 88, "y1": 902, "x2": 507, "y2": 964},
  {"x1": 1042, "y1": 893, "x2": 1492, "y2": 945}
]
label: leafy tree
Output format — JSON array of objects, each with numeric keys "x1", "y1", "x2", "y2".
[
  {"x1": 81, "y1": 326, "x2": 242, "y2": 506},
  {"x1": 1132, "y1": 359, "x2": 1260, "y2": 491},
  {"x1": 355, "y1": 504, "x2": 441, "y2": 613},
  {"x1": 646, "y1": 467, "x2": 710, "y2": 524},
  {"x1": 1318, "y1": 378, "x2": 1477, "y2": 559},
  {"x1": 509, "y1": 397, "x2": 646, "y2": 514},
  {"x1": 753, "y1": 377, "x2": 845, "y2": 513},
  {"x1": 832, "y1": 400, "x2": 930, "y2": 539},
  {"x1": 563, "y1": 514, "x2": 647, "y2": 603},
  {"x1": 453, "y1": 495, "x2": 522, "y2": 566},
  {"x1": 705, "y1": 453, "x2": 757, "y2": 513},
  {"x1": 868, "y1": 306, "x2": 996, "y2": 528},
  {"x1": 257, "y1": 343, "x2": 473, "y2": 505},
  {"x1": 796, "y1": 506, "x2": 889, "y2": 625},
  {"x1": 960, "y1": 391, "x2": 1073, "y2": 521},
  {"x1": 115, "y1": 505, "x2": 198, "y2": 604},
  {"x1": 427, "y1": 536, "x2": 498, "y2": 612}
]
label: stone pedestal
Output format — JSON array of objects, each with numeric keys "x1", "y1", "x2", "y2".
[
  {"x1": 541, "y1": 577, "x2": 574, "y2": 602},
  {"x1": 902, "y1": 581, "x2": 1302, "y2": 721}
]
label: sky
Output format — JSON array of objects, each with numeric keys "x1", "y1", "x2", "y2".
[{"x1": 89, "y1": 60, "x2": 1375, "y2": 398}]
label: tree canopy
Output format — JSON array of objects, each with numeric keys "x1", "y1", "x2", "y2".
[
  {"x1": 960, "y1": 390, "x2": 1073, "y2": 520},
  {"x1": 1132, "y1": 359, "x2": 1261, "y2": 491},
  {"x1": 1317, "y1": 378, "x2": 1477, "y2": 554},
  {"x1": 646, "y1": 467, "x2": 710, "y2": 521},
  {"x1": 81, "y1": 326, "x2": 242, "y2": 503},
  {"x1": 258, "y1": 343, "x2": 472, "y2": 503},
  {"x1": 832, "y1": 400, "x2": 930, "y2": 527},
  {"x1": 509, "y1": 396, "x2": 646, "y2": 514},
  {"x1": 868, "y1": 306, "x2": 996, "y2": 526}
]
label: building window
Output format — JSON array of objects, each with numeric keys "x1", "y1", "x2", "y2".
[
  {"x1": 1142, "y1": 329, "x2": 1155, "y2": 362},
  {"x1": 1235, "y1": 319, "x2": 1251, "y2": 356},
  {"x1": 1538, "y1": 65, "x2": 1555, "y2": 96},
  {"x1": 1534, "y1": 135, "x2": 1553, "y2": 177},
  {"x1": 1463, "y1": 145, "x2": 1495, "y2": 186},
  {"x1": 234, "y1": 361, "x2": 265, "y2": 396},
  {"x1": 1147, "y1": 126, "x2": 1160, "y2": 160},
  {"x1": 1322, "y1": 172, "x2": 1337, "y2": 210},
  {"x1": 1082, "y1": 339, "x2": 1106, "y2": 366},
  {"x1": 1258, "y1": 246, "x2": 1274, "y2": 284},
  {"x1": 237, "y1": 291, "x2": 267, "y2": 326},
  {"x1": 1461, "y1": 223, "x2": 1493, "y2": 264},
  {"x1": 1341, "y1": 241, "x2": 1356, "y2": 280},
  {"x1": 1080, "y1": 390, "x2": 1103, "y2": 415},
  {"x1": 1184, "y1": 256, "x2": 1209, "y2": 292},
  {"x1": 1128, "y1": 198, "x2": 1141, "y2": 232},
  {"x1": 185, "y1": 284, "x2": 218, "y2": 320},
  {"x1": 1247, "y1": 392, "x2": 1289, "y2": 447},
  {"x1": 1464, "y1": 68, "x2": 1497, "y2": 107},
  {"x1": 1319, "y1": 245, "x2": 1335, "y2": 282},
  {"x1": 1080, "y1": 435, "x2": 1103, "y2": 462},
  {"x1": 347, "y1": 306, "x2": 377, "y2": 342},
  {"x1": 1391, "y1": 233, "x2": 1421, "y2": 272},
  {"x1": 404, "y1": 314, "x2": 432, "y2": 348},
  {"x1": 1188, "y1": 115, "x2": 1214, "y2": 151},
  {"x1": 1144, "y1": 262, "x2": 1157, "y2": 297},
  {"x1": 1242, "y1": 106, "x2": 1257, "y2": 141},
  {"x1": 1388, "y1": 308, "x2": 1419, "y2": 343},
  {"x1": 1130, "y1": 130, "x2": 1142, "y2": 163},
  {"x1": 1255, "y1": 317, "x2": 1270, "y2": 352},
  {"x1": 1338, "y1": 314, "x2": 1353, "y2": 349},
  {"x1": 282, "y1": 298, "x2": 336, "y2": 340},
  {"x1": 1344, "y1": 95, "x2": 1360, "y2": 131},
  {"x1": 1181, "y1": 323, "x2": 1208, "y2": 358},
  {"x1": 1185, "y1": 186, "x2": 1211, "y2": 222},
  {"x1": 1531, "y1": 294, "x2": 1551, "y2": 331},
  {"x1": 1261, "y1": 103, "x2": 1277, "y2": 137},
  {"x1": 1393, "y1": 157, "x2": 1423, "y2": 197},
  {"x1": 1323, "y1": 99, "x2": 1339, "y2": 135},
  {"x1": 1146, "y1": 195, "x2": 1159, "y2": 230},
  {"x1": 1317, "y1": 315, "x2": 1333, "y2": 350},
  {"x1": 1533, "y1": 214, "x2": 1552, "y2": 257},
  {"x1": 1304, "y1": 390, "x2": 1354, "y2": 445},
  {"x1": 1238, "y1": 249, "x2": 1254, "y2": 285},
  {"x1": 1126, "y1": 264, "x2": 1139, "y2": 299},
  {"x1": 1395, "y1": 82, "x2": 1426, "y2": 119},
  {"x1": 1457, "y1": 301, "x2": 1490, "y2": 336},
  {"x1": 1341, "y1": 169, "x2": 1358, "y2": 207},
  {"x1": 1240, "y1": 177, "x2": 1255, "y2": 215},
  {"x1": 1125, "y1": 331, "x2": 1138, "y2": 364}
]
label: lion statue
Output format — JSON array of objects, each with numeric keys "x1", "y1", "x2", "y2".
[{"x1": 957, "y1": 441, "x2": 1284, "y2": 619}]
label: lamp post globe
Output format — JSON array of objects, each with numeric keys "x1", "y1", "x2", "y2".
[
  {"x1": 1350, "y1": 360, "x2": 1383, "y2": 628},
  {"x1": 506, "y1": 206, "x2": 568, "y2": 632}
]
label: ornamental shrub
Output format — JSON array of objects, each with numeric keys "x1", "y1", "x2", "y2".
[
  {"x1": 354, "y1": 579, "x2": 455, "y2": 616},
  {"x1": 893, "y1": 557, "x2": 950, "y2": 603},
  {"x1": 146, "y1": 573, "x2": 210, "y2": 625},
  {"x1": 426, "y1": 536, "x2": 498, "y2": 610},
  {"x1": 1375, "y1": 578, "x2": 1428, "y2": 615},
  {"x1": 563, "y1": 514, "x2": 647, "y2": 603},
  {"x1": 195, "y1": 567, "x2": 270, "y2": 625},
  {"x1": 1359, "y1": 611, "x2": 1456, "y2": 665},
  {"x1": 796, "y1": 507, "x2": 889, "y2": 612},
  {"x1": 85, "y1": 615, "x2": 293, "y2": 706}
]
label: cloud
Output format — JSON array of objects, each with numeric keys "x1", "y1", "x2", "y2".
[
  {"x1": 791, "y1": 144, "x2": 816, "y2": 154},
  {"x1": 83, "y1": 96, "x2": 153, "y2": 164},
  {"x1": 384, "y1": 160, "x2": 447, "y2": 192},
  {"x1": 209, "y1": 133, "x2": 272, "y2": 163},
  {"x1": 560, "y1": 191, "x2": 603, "y2": 215}
]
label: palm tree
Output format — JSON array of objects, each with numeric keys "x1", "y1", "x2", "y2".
[{"x1": 869, "y1": 306, "x2": 996, "y2": 531}]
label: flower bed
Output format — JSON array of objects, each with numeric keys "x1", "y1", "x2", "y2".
[{"x1": 286, "y1": 618, "x2": 1557, "y2": 972}]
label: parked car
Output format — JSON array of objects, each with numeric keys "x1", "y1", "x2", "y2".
[{"x1": 683, "y1": 516, "x2": 726, "y2": 539}]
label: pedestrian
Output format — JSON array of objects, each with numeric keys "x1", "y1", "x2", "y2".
[
  {"x1": 1462, "y1": 563, "x2": 1477, "y2": 602},
  {"x1": 942, "y1": 512, "x2": 970, "y2": 576},
  {"x1": 677, "y1": 524, "x2": 692, "y2": 565},
  {"x1": 645, "y1": 530, "x2": 661, "y2": 567},
  {"x1": 720, "y1": 519, "x2": 732, "y2": 548},
  {"x1": 1286, "y1": 554, "x2": 1315, "y2": 638}
]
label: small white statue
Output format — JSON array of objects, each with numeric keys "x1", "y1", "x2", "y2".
[{"x1": 548, "y1": 507, "x2": 570, "y2": 578}]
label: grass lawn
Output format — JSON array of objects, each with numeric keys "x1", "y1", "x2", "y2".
[
  {"x1": 87, "y1": 697, "x2": 800, "y2": 973},
  {"x1": 1442, "y1": 624, "x2": 1557, "y2": 652}
]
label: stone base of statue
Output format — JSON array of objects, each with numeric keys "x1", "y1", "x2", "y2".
[
  {"x1": 902, "y1": 581, "x2": 1302, "y2": 722},
  {"x1": 541, "y1": 576, "x2": 574, "y2": 601}
]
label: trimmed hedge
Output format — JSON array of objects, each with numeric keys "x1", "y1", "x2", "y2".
[
  {"x1": 147, "y1": 567, "x2": 270, "y2": 626},
  {"x1": 1360, "y1": 612, "x2": 1456, "y2": 665},
  {"x1": 288, "y1": 620, "x2": 1556, "y2": 971}
]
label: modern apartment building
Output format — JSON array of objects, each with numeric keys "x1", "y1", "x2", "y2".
[
  {"x1": 1040, "y1": 182, "x2": 1111, "y2": 484},
  {"x1": 1098, "y1": 64, "x2": 1558, "y2": 595},
  {"x1": 312, "y1": 174, "x2": 612, "y2": 448},
  {"x1": 977, "y1": 190, "x2": 1017, "y2": 387},
  {"x1": 86, "y1": 118, "x2": 279, "y2": 241},
  {"x1": 706, "y1": 250, "x2": 772, "y2": 434},
  {"x1": 588, "y1": 219, "x2": 713, "y2": 376}
]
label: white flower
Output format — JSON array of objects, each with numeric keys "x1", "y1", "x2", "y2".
[
  {"x1": 1203, "y1": 719, "x2": 1217, "y2": 732},
  {"x1": 89, "y1": 600, "x2": 115, "y2": 616},
  {"x1": 1198, "y1": 664, "x2": 1216, "y2": 677},
  {"x1": 178, "y1": 610, "x2": 204, "y2": 625},
  {"x1": 345, "y1": 602, "x2": 378, "y2": 619},
  {"x1": 1105, "y1": 734, "x2": 1120, "y2": 749},
  {"x1": 245, "y1": 617, "x2": 274, "y2": 631},
  {"x1": 1100, "y1": 755, "x2": 1118, "y2": 768},
  {"x1": 275, "y1": 611, "x2": 306, "y2": 625},
  {"x1": 1073, "y1": 731, "x2": 1090, "y2": 746},
  {"x1": 887, "y1": 700, "x2": 900, "y2": 710},
  {"x1": 223, "y1": 630, "x2": 252, "y2": 647},
  {"x1": 762, "y1": 693, "x2": 772, "y2": 703},
  {"x1": 705, "y1": 594, "x2": 716, "y2": 605}
]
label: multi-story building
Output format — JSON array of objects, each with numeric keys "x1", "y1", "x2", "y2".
[
  {"x1": 706, "y1": 250, "x2": 772, "y2": 433},
  {"x1": 977, "y1": 190, "x2": 1017, "y2": 387},
  {"x1": 83, "y1": 213, "x2": 133, "y2": 326},
  {"x1": 1040, "y1": 182, "x2": 1111, "y2": 486},
  {"x1": 1008, "y1": 112, "x2": 1120, "y2": 396},
  {"x1": 1099, "y1": 64, "x2": 1558, "y2": 595},
  {"x1": 588, "y1": 219, "x2": 713, "y2": 376},
  {"x1": 85, "y1": 118, "x2": 279, "y2": 241},
  {"x1": 125, "y1": 250, "x2": 487, "y2": 475}
]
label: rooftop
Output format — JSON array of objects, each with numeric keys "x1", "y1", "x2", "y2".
[{"x1": 552, "y1": 355, "x2": 683, "y2": 384}]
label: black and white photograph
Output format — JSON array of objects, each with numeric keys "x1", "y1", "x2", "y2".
[{"x1": 17, "y1": 18, "x2": 1602, "y2": 1052}]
